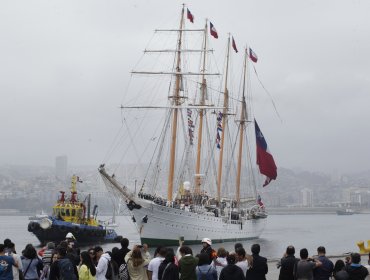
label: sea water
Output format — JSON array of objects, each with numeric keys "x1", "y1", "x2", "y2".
[{"x1": 0, "y1": 214, "x2": 368, "y2": 259}]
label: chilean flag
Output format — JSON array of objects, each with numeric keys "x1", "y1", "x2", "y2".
[
  {"x1": 210, "y1": 22, "x2": 218, "y2": 39},
  {"x1": 249, "y1": 47, "x2": 258, "y2": 63},
  {"x1": 187, "y1": 8, "x2": 194, "y2": 23},
  {"x1": 255, "y1": 119, "x2": 277, "y2": 187}
]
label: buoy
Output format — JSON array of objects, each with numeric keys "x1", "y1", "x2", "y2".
[{"x1": 357, "y1": 240, "x2": 370, "y2": 253}]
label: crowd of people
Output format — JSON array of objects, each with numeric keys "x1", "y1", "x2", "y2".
[{"x1": 1, "y1": 234, "x2": 370, "y2": 280}]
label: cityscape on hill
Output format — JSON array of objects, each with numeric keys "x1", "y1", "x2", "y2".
[{"x1": 0, "y1": 155, "x2": 369, "y2": 215}]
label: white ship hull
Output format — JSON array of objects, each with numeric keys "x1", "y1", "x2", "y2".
[{"x1": 131, "y1": 199, "x2": 266, "y2": 246}]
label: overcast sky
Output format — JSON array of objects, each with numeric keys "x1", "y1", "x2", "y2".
[{"x1": 1, "y1": 0, "x2": 370, "y2": 174}]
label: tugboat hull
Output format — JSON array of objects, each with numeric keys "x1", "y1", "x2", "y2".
[{"x1": 28, "y1": 218, "x2": 121, "y2": 246}]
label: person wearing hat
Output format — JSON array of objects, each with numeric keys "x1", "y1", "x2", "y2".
[
  {"x1": 200, "y1": 238, "x2": 215, "y2": 265},
  {"x1": 65, "y1": 232, "x2": 78, "y2": 250}
]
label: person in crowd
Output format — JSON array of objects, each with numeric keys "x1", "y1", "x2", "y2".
[
  {"x1": 88, "y1": 248, "x2": 97, "y2": 266},
  {"x1": 79, "y1": 251, "x2": 97, "y2": 280},
  {"x1": 158, "y1": 250, "x2": 179, "y2": 280},
  {"x1": 65, "y1": 232, "x2": 79, "y2": 249},
  {"x1": 234, "y1": 243, "x2": 243, "y2": 252},
  {"x1": 21, "y1": 243, "x2": 43, "y2": 280},
  {"x1": 178, "y1": 246, "x2": 198, "y2": 280},
  {"x1": 332, "y1": 259, "x2": 349, "y2": 280},
  {"x1": 219, "y1": 253, "x2": 245, "y2": 280},
  {"x1": 313, "y1": 246, "x2": 334, "y2": 280},
  {"x1": 40, "y1": 252, "x2": 58, "y2": 280},
  {"x1": 110, "y1": 247, "x2": 121, "y2": 279},
  {"x1": 7, "y1": 242, "x2": 23, "y2": 280},
  {"x1": 195, "y1": 253, "x2": 217, "y2": 280},
  {"x1": 49, "y1": 246, "x2": 78, "y2": 280},
  {"x1": 3, "y1": 239, "x2": 13, "y2": 255},
  {"x1": 345, "y1": 253, "x2": 368, "y2": 280},
  {"x1": 235, "y1": 247, "x2": 249, "y2": 275},
  {"x1": 59, "y1": 240, "x2": 80, "y2": 267},
  {"x1": 147, "y1": 246, "x2": 166, "y2": 280},
  {"x1": 246, "y1": 244, "x2": 268, "y2": 280},
  {"x1": 142, "y1": 244, "x2": 151, "y2": 260},
  {"x1": 95, "y1": 246, "x2": 111, "y2": 280},
  {"x1": 124, "y1": 246, "x2": 150, "y2": 280},
  {"x1": 200, "y1": 238, "x2": 215, "y2": 265},
  {"x1": 212, "y1": 247, "x2": 228, "y2": 279},
  {"x1": 278, "y1": 245, "x2": 299, "y2": 280},
  {"x1": 116, "y1": 238, "x2": 131, "y2": 267},
  {"x1": 365, "y1": 252, "x2": 370, "y2": 280},
  {"x1": 0, "y1": 243, "x2": 18, "y2": 280},
  {"x1": 41, "y1": 242, "x2": 55, "y2": 266},
  {"x1": 294, "y1": 248, "x2": 321, "y2": 280}
]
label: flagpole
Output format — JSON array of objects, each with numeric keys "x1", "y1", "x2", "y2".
[
  {"x1": 195, "y1": 19, "x2": 208, "y2": 195},
  {"x1": 167, "y1": 6, "x2": 185, "y2": 201},
  {"x1": 216, "y1": 34, "x2": 231, "y2": 202}
]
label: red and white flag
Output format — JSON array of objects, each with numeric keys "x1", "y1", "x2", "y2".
[
  {"x1": 232, "y1": 36, "x2": 238, "y2": 53},
  {"x1": 210, "y1": 22, "x2": 218, "y2": 39},
  {"x1": 187, "y1": 8, "x2": 194, "y2": 23},
  {"x1": 249, "y1": 47, "x2": 258, "y2": 63}
]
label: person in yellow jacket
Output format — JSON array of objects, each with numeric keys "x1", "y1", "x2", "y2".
[{"x1": 79, "y1": 251, "x2": 97, "y2": 280}]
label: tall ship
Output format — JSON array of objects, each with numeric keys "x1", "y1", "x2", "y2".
[
  {"x1": 28, "y1": 175, "x2": 122, "y2": 245},
  {"x1": 99, "y1": 6, "x2": 277, "y2": 246}
]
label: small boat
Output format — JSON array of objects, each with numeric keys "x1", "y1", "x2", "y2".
[
  {"x1": 28, "y1": 210, "x2": 48, "y2": 221},
  {"x1": 336, "y1": 208, "x2": 355, "y2": 215},
  {"x1": 28, "y1": 175, "x2": 123, "y2": 245}
]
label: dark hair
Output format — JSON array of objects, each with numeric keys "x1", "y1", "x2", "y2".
[
  {"x1": 179, "y1": 246, "x2": 192, "y2": 255},
  {"x1": 300, "y1": 248, "x2": 309, "y2": 259},
  {"x1": 333, "y1": 259, "x2": 345, "y2": 275},
  {"x1": 23, "y1": 244, "x2": 37, "y2": 259},
  {"x1": 236, "y1": 247, "x2": 246, "y2": 258},
  {"x1": 234, "y1": 243, "x2": 243, "y2": 251},
  {"x1": 3, "y1": 239, "x2": 11, "y2": 247},
  {"x1": 251, "y1": 244, "x2": 260, "y2": 255},
  {"x1": 59, "y1": 241, "x2": 68, "y2": 248},
  {"x1": 351, "y1": 253, "x2": 361, "y2": 264},
  {"x1": 164, "y1": 250, "x2": 175, "y2": 264},
  {"x1": 94, "y1": 246, "x2": 103, "y2": 253},
  {"x1": 80, "y1": 251, "x2": 97, "y2": 276},
  {"x1": 0, "y1": 244, "x2": 5, "y2": 253},
  {"x1": 57, "y1": 246, "x2": 67, "y2": 257},
  {"x1": 226, "y1": 254, "x2": 237, "y2": 265},
  {"x1": 120, "y1": 238, "x2": 129, "y2": 248},
  {"x1": 286, "y1": 246, "x2": 295, "y2": 256},
  {"x1": 317, "y1": 246, "x2": 326, "y2": 254},
  {"x1": 158, "y1": 247, "x2": 168, "y2": 257},
  {"x1": 198, "y1": 253, "x2": 210, "y2": 266}
]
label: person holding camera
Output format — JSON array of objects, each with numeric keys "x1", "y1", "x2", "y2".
[
  {"x1": 294, "y1": 248, "x2": 322, "y2": 280},
  {"x1": 124, "y1": 245, "x2": 151, "y2": 280}
]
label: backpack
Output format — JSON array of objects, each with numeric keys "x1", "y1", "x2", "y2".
[
  {"x1": 118, "y1": 262, "x2": 130, "y2": 280},
  {"x1": 105, "y1": 260, "x2": 113, "y2": 280},
  {"x1": 58, "y1": 258, "x2": 77, "y2": 280},
  {"x1": 198, "y1": 266, "x2": 212, "y2": 280}
]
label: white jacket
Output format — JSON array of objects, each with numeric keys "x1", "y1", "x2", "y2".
[{"x1": 96, "y1": 253, "x2": 111, "y2": 280}]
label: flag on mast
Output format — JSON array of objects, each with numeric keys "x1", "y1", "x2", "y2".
[
  {"x1": 210, "y1": 22, "x2": 218, "y2": 39},
  {"x1": 187, "y1": 8, "x2": 194, "y2": 23},
  {"x1": 249, "y1": 47, "x2": 258, "y2": 63},
  {"x1": 255, "y1": 119, "x2": 277, "y2": 186},
  {"x1": 232, "y1": 36, "x2": 238, "y2": 53}
]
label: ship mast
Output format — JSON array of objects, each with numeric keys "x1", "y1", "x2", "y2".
[
  {"x1": 235, "y1": 48, "x2": 248, "y2": 207},
  {"x1": 195, "y1": 20, "x2": 208, "y2": 194},
  {"x1": 167, "y1": 6, "x2": 185, "y2": 201},
  {"x1": 216, "y1": 35, "x2": 231, "y2": 201}
]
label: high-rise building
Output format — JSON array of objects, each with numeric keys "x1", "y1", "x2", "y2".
[
  {"x1": 301, "y1": 188, "x2": 313, "y2": 207},
  {"x1": 55, "y1": 155, "x2": 68, "y2": 183}
]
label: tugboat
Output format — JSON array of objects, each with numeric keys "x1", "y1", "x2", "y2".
[{"x1": 28, "y1": 175, "x2": 122, "y2": 246}]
